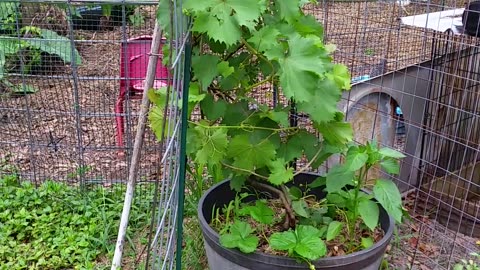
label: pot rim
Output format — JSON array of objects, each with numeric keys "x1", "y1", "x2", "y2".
[{"x1": 198, "y1": 173, "x2": 395, "y2": 264}]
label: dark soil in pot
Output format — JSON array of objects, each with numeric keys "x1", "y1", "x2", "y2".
[{"x1": 198, "y1": 172, "x2": 395, "y2": 270}]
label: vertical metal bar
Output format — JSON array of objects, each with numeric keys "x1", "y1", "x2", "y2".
[
  {"x1": 65, "y1": 0, "x2": 86, "y2": 187},
  {"x1": 175, "y1": 32, "x2": 191, "y2": 270}
]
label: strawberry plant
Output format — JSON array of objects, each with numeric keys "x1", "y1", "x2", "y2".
[{"x1": 150, "y1": 0, "x2": 406, "y2": 268}]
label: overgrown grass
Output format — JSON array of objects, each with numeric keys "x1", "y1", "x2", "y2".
[{"x1": 0, "y1": 173, "x2": 152, "y2": 269}]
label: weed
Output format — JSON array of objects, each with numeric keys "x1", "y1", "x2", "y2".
[{"x1": 0, "y1": 174, "x2": 153, "y2": 269}]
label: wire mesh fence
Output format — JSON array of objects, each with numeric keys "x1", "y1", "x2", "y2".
[
  {"x1": 0, "y1": 0, "x2": 188, "y2": 269},
  {"x1": 0, "y1": 0, "x2": 164, "y2": 188},
  {"x1": 1, "y1": 0, "x2": 480, "y2": 269},
  {"x1": 303, "y1": 0, "x2": 480, "y2": 269}
]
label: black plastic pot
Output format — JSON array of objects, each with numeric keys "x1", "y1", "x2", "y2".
[{"x1": 198, "y1": 173, "x2": 394, "y2": 270}]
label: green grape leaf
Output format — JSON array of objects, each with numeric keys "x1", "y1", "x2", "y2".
[
  {"x1": 258, "y1": 109, "x2": 289, "y2": 127},
  {"x1": 380, "y1": 158, "x2": 400, "y2": 174},
  {"x1": 227, "y1": 134, "x2": 276, "y2": 171},
  {"x1": 200, "y1": 94, "x2": 227, "y2": 121},
  {"x1": 186, "y1": 0, "x2": 263, "y2": 45},
  {"x1": 358, "y1": 199, "x2": 379, "y2": 231},
  {"x1": 278, "y1": 131, "x2": 318, "y2": 162},
  {"x1": 373, "y1": 179, "x2": 403, "y2": 223},
  {"x1": 326, "y1": 221, "x2": 343, "y2": 241},
  {"x1": 270, "y1": 230, "x2": 297, "y2": 251},
  {"x1": 192, "y1": 12, "x2": 242, "y2": 46},
  {"x1": 275, "y1": 0, "x2": 301, "y2": 22},
  {"x1": 295, "y1": 225, "x2": 327, "y2": 260},
  {"x1": 297, "y1": 79, "x2": 342, "y2": 124},
  {"x1": 293, "y1": 14, "x2": 323, "y2": 38},
  {"x1": 344, "y1": 146, "x2": 369, "y2": 171},
  {"x1": 194, "y1": 127, "x2": 229, "y2": 165},
  {"x1": 222, "y1": 101, "x2": 251, "y2": 126},
  {"x1": 241, "y1": 200, "x2": 274, "y2": 225},
  {"x1": 148, "y1": 106, "x2": 173, "y2": 140},
  {"x1": 326, "y1": 64, "x2": 351, "y2": 90},
  {"x1": 219, "y1": 220, "x2": 259, "y2": 253},
  {"x1": 361, "y1": 237, "x2": 374, "y2": 249},
  {"x1": 183, "y1": 0, "x2": 213, "y2": 11},
  {"x1": 378, "y1": 147, "x2": 406, "y2": 159},
  {"x1": 248, "y1": 25, "x2": 280, "y2": 52},
  {"x1": 267, "y1": 158, "x2": 294, "y2": 185},
  {"x1": 192, "y1": 55, "x2": 220, "y2": 89},
  {"x1": 217, "y1": 61, "x2": 235, "y2": 77},
  {"x1": 223, "y1": 0, "x2": 263, "y2": 29},
  {"x1": 316, "y1": 119, "x2": 353, "y2": 146},
  {"x1": 230, "y1": 175, "x2": 247, "y2": 192},
  {"x1": 266, "y1": 34, "x2": 327, "y2": 102},
  {"x1": 292, "y1": 200, "x2": 310, "y2": 218},
  {"x1": 325, "y1": 164, "x2": 355, "y2": 193}
]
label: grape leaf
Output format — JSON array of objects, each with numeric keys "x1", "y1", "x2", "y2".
[
  {"x1": 292, "y1": 200, "x2": 310, "y2": 218},
  {"x1": 248, "y1": 25, "x2": 280, "y2": 52},
  {"x1": 326, "y1": 64, "x2": 351, "y2": 90},
  {"x1": 266, "y1": 34, "x2": 327, "y2": 102},
  {"x1": 258, "y1": 108, "x2": 289, "y2": 127},
  {"x1": 240, "y1": 200, "x2": 275, "y2": 224},
  {"x1": 316, "y1": 119, "x2": 353, "y2": 146},
  {"x1": 358, "y1": 199, "x2": 379, "y2": 231},
  {"x1": 325, "y1": 164, "x2": 355, "y2": 193},
  {"x1": 230, "y1": 175, "x2": 247, "y2": 192},
  {"x1": 275, "y1": 0, "x2": 301, "y2": 22},
  {"x1": 227, "y1": 134, "x2": 276, "y2": 171},
  {"x1": 148, "y1": 106, "x2": 173, "y2": 140},
  {"x1": 293, "y1": 14, "x2": 323, "y2": 38},
  {"x1": 200, "y1": 94, "x2": 227, "y2": 121},
  {"x1": 297, "y1": 79, "x2": 342, "y2": 124},
  {"x1": 326, "y1": 221, "x2": 343, "y2": 241},
  {"x1": 193, "y1": 12, "x2": 242, "y2": 46},
  {"x1": 296, "y1": 225, "x2": 327, "y2": 260},
  {"x1": 194, "y1": 127, "x2": 229, "y2": 165},
  {"x1": 380, "y1": 158, "x2": 400, "y2": 174},
  {"x1": 378, "y1": 147, "x2": 406, "y2": 159},
  {"x1": 219, "y1": 220, "x2": 259, "y2": 253},
  {"x1": 267, "y1": 158, "x2": 294, "y2": 185},
  {"x1": 278, "y1": 130, "x2": 318, "y2": 162},
  {"x1": 373, "y1": 179, "x2": 403, "y2": 223},
  {"x1": 222, "y1": 101, "x2": 251, "y2": 126},
  {"x1": 186, "y1": 0, "x2": 263, "y2": 45},
  {"x1": 217, "y1": 61, "x2": 235, "y2": 77},
  {"x1": 270, "y1": 230, "x2": 296, "y2": 251},
  {"x1": 192, "y1": 55, "x2": 220, "y2": 89}
]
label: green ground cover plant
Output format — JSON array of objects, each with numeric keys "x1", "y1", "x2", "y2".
[{"x1": 0, "y1": 174, "x2": 152, "y2": 270}]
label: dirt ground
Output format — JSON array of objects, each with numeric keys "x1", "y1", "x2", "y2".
[{"x1": 0, "y1": 2, "x2": 479, "y2": 269}]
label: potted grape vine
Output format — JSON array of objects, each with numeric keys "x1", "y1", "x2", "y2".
[{"x1": 149, "y1": 0, "x2": 406, "y2": 269}]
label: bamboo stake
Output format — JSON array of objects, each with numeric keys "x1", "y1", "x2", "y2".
[{"x1": 111, "y1": 21, "x2": 163, "y2": 270}]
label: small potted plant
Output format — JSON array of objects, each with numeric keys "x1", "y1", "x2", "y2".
[{"x1": 149, "y1": 0, "x2": 406, "y2": 269}]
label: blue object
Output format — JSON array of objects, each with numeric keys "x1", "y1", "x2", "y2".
[
  {"x1": 352, "y1": 75, "x2": 370, "y2": 83},
  {"x1": 396, "y1": 106, "x2": 403, "y2": 115}
]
